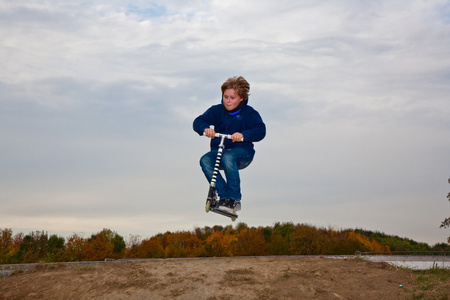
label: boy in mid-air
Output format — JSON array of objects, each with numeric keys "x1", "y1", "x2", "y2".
[{"x1": 193, "y1": 76, "x2": 266, "y2": 212}]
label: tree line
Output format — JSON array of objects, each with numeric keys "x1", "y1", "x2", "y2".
[{"x1": 1, "y1": 222, "x2": 448, "y2": 264}]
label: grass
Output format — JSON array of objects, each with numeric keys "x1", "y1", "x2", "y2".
[
  {"x1": 409, "y1": 268, "x2": 450, "y2": 300},
  {"x1": 413, "y1": 268, "x2": 450, "y2": 288}
]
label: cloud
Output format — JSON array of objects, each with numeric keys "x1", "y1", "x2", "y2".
[{"x1": 1, "y1": 0, "x2": 449, "y2": 245}]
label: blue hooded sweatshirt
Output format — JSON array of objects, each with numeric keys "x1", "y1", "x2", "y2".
[{"x1": 193, "y1": 99, "x2": 266, "y2": 152}]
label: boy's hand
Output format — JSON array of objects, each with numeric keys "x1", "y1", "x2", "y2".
[
  {"x1": 204, "y1": 128, "x2": 216, "y2": 138},
  {"x1": 231, "y1": 132, "x2": 243, "y2": 142}
]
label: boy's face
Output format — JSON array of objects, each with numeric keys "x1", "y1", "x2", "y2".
[{"x1": 223, "y1": 89, "x2": 243, "y2": 111}]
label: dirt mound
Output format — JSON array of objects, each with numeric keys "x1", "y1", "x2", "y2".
[{"x1": 0, "y1": 256, "x2": 448, "y2": 299}]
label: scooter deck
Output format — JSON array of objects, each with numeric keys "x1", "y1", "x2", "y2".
[
  {"x1": 210, "y1": 206, "x2": 238, "y2": 221},
  {"x1": 205, "y1": 200, "x2": 238, "y2": 221}
]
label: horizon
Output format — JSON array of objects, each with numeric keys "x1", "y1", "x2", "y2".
[{"x1": 7, "y1": 221, "x2": 445, "y2": 247}]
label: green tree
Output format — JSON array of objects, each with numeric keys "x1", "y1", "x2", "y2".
[
  {"x1": 431, "y1": 243, "x2": 450, "y2": 252},
  {"x1": 111, "y1": 233, "x2": 126, "y2": 254},
  {"x1": 268, "y1": 222, "x2": 294, "y2": 255},
  {"x1": 46, "y1": 234, "x2": 65, "y2": 262},
  {"x1": 18, "y1": 231, "x2": 49, "y2": 263},
  {"x1": 95, "y1": 229, "x2": 126, "y2": 254},
  {"x1": 235, "y1": 222, "x2": 248, "y2": 232}
]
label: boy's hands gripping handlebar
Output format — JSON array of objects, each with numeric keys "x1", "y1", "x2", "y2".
[{"x1": 204, "y1": 128, "x2": 244, "y2": 142}]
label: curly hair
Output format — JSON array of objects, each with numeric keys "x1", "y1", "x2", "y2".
[{"x1": 221, "y1": 76, "x2": 250, "y2": 100}]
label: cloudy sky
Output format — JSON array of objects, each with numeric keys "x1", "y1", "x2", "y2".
[{"x1": 1, "y1": 0, "x2": 449, "y2": 245}]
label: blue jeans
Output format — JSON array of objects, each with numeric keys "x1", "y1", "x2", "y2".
[{"x1": 200, "y1": 148, "x2": 254, "y2": 201}]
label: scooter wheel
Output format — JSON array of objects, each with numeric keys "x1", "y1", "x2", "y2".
[{"x1": 205, "y1": 201, "x2": 211, "y2": 213}]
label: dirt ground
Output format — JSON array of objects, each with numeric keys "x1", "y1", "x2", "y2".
[{"x1": 0, "y1": 256, "x2": 449, "y2": 300}]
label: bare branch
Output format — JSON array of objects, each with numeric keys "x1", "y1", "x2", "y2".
[{"x1": 441, "y1": 217, "x2": 450, "y2": 228}]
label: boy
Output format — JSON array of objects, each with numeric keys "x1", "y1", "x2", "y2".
[{"x1": 193, "y1": 76, "x2": 266, "y2": 212}]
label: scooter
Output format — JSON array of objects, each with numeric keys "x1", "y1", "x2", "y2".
[{"x1": 203, "y1": 132, "x2": 239, "y2": 221}]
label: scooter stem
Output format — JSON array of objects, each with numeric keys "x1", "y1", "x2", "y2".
[
  {"x1": 210, "y1": 134, "x2": 228, "y2": 188},
  {"x1": 203, "y1": 132, "x2": 243, "y2": 188}
]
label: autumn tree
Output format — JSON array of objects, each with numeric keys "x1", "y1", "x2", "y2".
[
  {"x1": 136, "y1": 237, "x2": 165, "y2": 258},
  {"x1": 320, "y1": 228, "x2": 347, "y2": 254},
  {"x1": 0, "y1": 228, "x2": 23, "y2": 264},
  {"x1": 193, "y1": 226, "x2": 213, "y2": 241},
  {"x1": 204, "y1": 228, "x2": 236, "y2": 257},
  {"x1": 65, "y1": 234, "x2": 87, "y2": 262},
  {"x1": 235, "y1": 222, "x2": 248, "y2": 232},
  {"x1": 346, "y1": 231, "x2": 390, "y2": 253},
  {"x1": 99, "y1": 229, "x2": 126, "y2": 254},
  {"x1": 232, "y1": 227, "x2": 267, "y2": 256},
  {"x1": 290, "y1": 225, "x2": 327, "y2": 255},
  {"x1": 0, "y1": 228, "x2": 14, "y2": 264},
  {"x1": 163, "y1": 231, "x2": 202, "y2": 258},
  {"x1": 124, "y1": 234, "x2": 141, "y2": 258},
  {"x1": 83, "y1": 229, "x2": 125, "y2": 260},
  {"x1": 181, "y1": 232, "x2": 203, "y2": 257},
  {"x1": 83, "y1": 235, "x2": 113, "y2": 261},
  {"x1": 2, "y1": 223, "x2": 438, "y2": 262},
  {"x1": 164, "y1": 233, "x2": 186, "y2": 258}
]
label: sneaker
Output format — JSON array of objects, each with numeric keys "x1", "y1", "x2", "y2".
[
  {"x1": 219, "y1": 199, "x2": 241, "y2": 212},
  {"x1": 216, "y1": 199, "x2": 226, "y2": 207},
  {"x1": 233, "y1": 201, "x2": 241, "y2": 212}
]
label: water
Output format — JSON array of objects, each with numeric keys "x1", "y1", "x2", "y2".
[{"x1": 361, "y1": 255, "x2": 450, "y2": 270}]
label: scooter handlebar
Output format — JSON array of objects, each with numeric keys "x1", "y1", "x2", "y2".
[{"x1": 203, "y1": 132, "x2": 244, "y2": 142}]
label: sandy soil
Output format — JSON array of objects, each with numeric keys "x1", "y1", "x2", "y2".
[{"x1": 0, "y1": 256, "x2": 448, "y2": 299}]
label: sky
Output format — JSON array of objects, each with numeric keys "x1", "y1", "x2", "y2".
[{"x1": 1, "y1": 0, "x2": 449, "y2": 246}]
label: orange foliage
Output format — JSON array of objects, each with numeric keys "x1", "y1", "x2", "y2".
[
  {"x1": 136, "y1": 237, "x2": 165, "y2": 258},
  {"x1": 205, "y1": 229, "x2": 236, "y2": 257},
  {"x1": 65, "y1": 234, "x2": 87, "y2": 262},
  {"x1": 82, "y1": 234, "x2": 114, "y2": 261},
  {"x1": 290, "y1": 225, "x2": 327, "y2": 255},
  {"x1": 0, "y1": 224, "x2": 402, "y2": 264},
  {"x1": 178, "y1": 232, "x2": 203, "y2": 257},
  {"x1": 347, "y1": 231, "x2": 390, "y2": 253},
  {"x1": 232, "y1": 227, "x2": 267, "y2": 256},
  {"x1": 0, "y1": 228, "x2": 21, "y2": 264}
]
